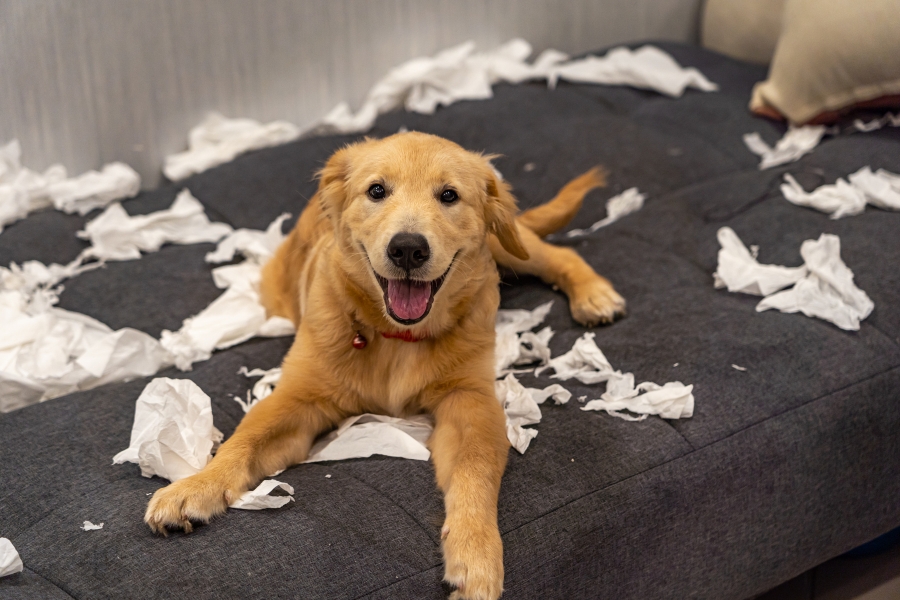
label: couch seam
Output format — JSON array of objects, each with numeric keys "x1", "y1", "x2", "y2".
[{"x1": 3, "y1": 566, "x2": 79, "y2": 600}]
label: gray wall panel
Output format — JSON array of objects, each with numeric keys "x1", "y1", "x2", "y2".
[{"x1": 0, "y1": 0, "x2": 702, "y2": 187}]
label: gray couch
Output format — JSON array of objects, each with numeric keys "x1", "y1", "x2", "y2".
[{"x1": 1, "y1": 43, "x2": 898, "y2": 599}]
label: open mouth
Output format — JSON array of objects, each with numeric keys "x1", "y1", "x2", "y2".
[{"x1": 372, "y1": 258, "x2": 455, "y2": 325}]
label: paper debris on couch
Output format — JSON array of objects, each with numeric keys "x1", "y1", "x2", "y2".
[
  {"x1": 1, "y1": 139, "x2": 140, "y2": 233},
  {"x1": 305, "y1": 413, "x2": 434, "y2": 462},
  {"x1": 564, "y1": 187, "x2": 645, "y2": 237},
  {"x1": 161, "y1": 213, "x2": 295, "y2": 371},
  {"x1": 715, "y1": 227, "x2": 873, "y2": 331},
  {"x1": 79, "y1": 189, "x2": 233, "y2": 261},
  {"x1": 781, "y1": 167, "x2": 900, "y2": 219},
  {"x1": 743, "y1": 125, "x2": 827, "y2": 169},
  {"x1": 80, "y1": 521, "x2": 104, "y2": 531},
  {"x1": 0, "y1": 538, "x2": 23, "y2": 578},
  {"x1": 164, "y1": 112, "x2": 301, "y2": 181},
  {"x1": 536, "y1": 332, "x2": 694, "y2": 421},
  {"x1": 0, "y1": 260, "x2": 170, "y2": 412},
  {"x1": 234, "y1": 366, "x2": 282, "y2": 413},
  {"x1": 494, "y1": 300, "x2": 554, "y2": 376},
  {"x1": 114, "y1": 377, "x2": 295, "y2": 510}
]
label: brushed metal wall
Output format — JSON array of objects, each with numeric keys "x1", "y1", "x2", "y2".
[{"x1": 0, "y1": 0, "x2": 702, "y2": 187}]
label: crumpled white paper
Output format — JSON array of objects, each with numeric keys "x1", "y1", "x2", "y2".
[
  {"x1": 305, "y1": 414, "x2": 434, "y2": 462},
  {"x1": 547, "y1": 45, "x2": 718, "y2": 97},
  {"x1": 0, "y1": 139, "x2": 140, "y2": 232},
  {"x1": 161, "y1": 214, "x2": 295, "y2": 371},
  {"x1": 494, "y1": 301, "x2": 554, "y2": 376},
  {"x1": 851, "y1": 112, "x2": 900, "y2": 132},
  {"x1": 80, "y1": 521, "x2": 104, "y2": 531},
  {"x1": 164, "y1": 112, "x2": 301, "y2": 181},
  {"x1": 781, "y1": 167, "x2": 900, "y2": 219},
  {"x1": 756, "y1": 234, "x2": 874, "y2": 331},
  {"x1": 0, "y1": 538, "x2": 23, "y2": 578},
  {"x1": 715, "y1": 227, "x2": 874, "y2": 331},
  {"x1": 319, "y1": 40, "x2": 716, "y2": 135},
  {"x1": 113, "y1": 378, "x2": 224, "y2": 481},
  {"x1": 0, "y1": 261, "x2": 170, "y2": 412},
  {"x1": 79, "y1": 189, "x2": 233, "y2": 261},
  {"x1": 114, "y1": 377, "x2": 295, "y2": 510},
  {"x1": 234, "y1": 366, "x2": 282, "y2": 413},
  {"x1": 494, "y1": 374, "x2": 572, "y2": 453},
  {"x1": 536, "y1": 332, "x2": 695, "y2": 421},
  {"x1": 564, "y1": 187, "x2": 645, "y2": 237},
  {"x1": 713, "y1": 227, "x2": 808, "y2": 296},
  {"x1": 743, "y1": 125, "x2": 827, "y2": 170}
]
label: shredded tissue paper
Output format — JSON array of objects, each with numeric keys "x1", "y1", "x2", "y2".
[
  {"x1": 714, "y1": 227, "x2": 873, "y2": 331},
  {"x1": 1, "y1": 139, "x2": 140, "y2": 233},
  {"x1": 80, "y1": 521, "x2": 104, "y2": 531},
  {"x1": 563, "y1": 187, "x2": 645, "y2": 237},
  {"x1": 0, "y1": 538, "x2": 23, "y2": 578},
  {"x1": 113, "y1": 377, "x2": 295, "y2": 510},
  {"x1": 781, "y1": 166, "x2": 900, "y2": 219},
  {"x1": 743, "y1": 125, "x2": 827, "y2": 170}
]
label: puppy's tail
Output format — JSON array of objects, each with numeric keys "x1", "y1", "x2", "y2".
[{"x1": 516, "y1": 166, "x2": 607, "y2": 238}]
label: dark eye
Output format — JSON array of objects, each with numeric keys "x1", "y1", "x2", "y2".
[
  {"x1": 440, "y1": 189, "x2": 459, "y2": 204},
  {"x1": 368, "y1": 184, "x2": 385, "y2": 200}
]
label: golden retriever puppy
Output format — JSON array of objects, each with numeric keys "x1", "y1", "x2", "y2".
[{"x1": 145, "y1": 132, "x2": 625, "y2": 599}]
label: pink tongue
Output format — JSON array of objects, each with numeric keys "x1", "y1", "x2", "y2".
[{"x1": 387, "y1": 279, "x2": 431, "y2": 320}]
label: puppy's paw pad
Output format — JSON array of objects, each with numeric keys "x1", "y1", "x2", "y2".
[
  {"x1": 442, "y1": 524, "x2": 504, "y2": 600},
  {"x1": 570, "y1": 280, "x2": 626, "y2": 327},
  {"x1": 144, "y1": 476, "x2": 229, "y2": 535}
]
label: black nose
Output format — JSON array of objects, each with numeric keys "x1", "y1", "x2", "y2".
[{"x1": 387, "y1": 233, "x2": 430, "y2": 271}]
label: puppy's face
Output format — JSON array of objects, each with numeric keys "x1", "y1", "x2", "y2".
[{"x1": 318, "y1": 132, "x2": 527, "y2": 327}]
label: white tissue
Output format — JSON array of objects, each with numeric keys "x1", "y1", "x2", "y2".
[
  {"x1": 79, "y1": 189, "x2": 233, "y2": 261},
  {"x1": 756, "y1": 234, "x2": 874, "y2": 331},
  {"x1": 229, "y1": 479, "x2": 295, "y2": 510},
  {"x1": 781, "y1": 167, "x2": 900, "y2": 219},
  {"x1": 494, "y1": 301, "x2": 554, "y2": 376},
  {"x1": 80, "y1": 521, "x2": 104, "y2": 531},
  {"x1": 564, "y1": 187, "x2": 645, "y2": 237},
  {"x1": 113, "y1": 378, "x2": 223, "y2": 481},
  {"x1": 743, "y1": 126, "x2": 826, "y2": 170},
  {"x1": 164, "y1": 112, "x2": 301, "y2": 181},
  {"x1": 319, "y1": 40, "x2": 715, "y2": 135},
  {"x1": 304, "y1": 414, "x2": 434, "y2": 462},
  {"x1": 161, "y1": 213, "x2": 296, "y2": 371},
  {"x1": 495, "y1": 374, "x2": 545, "y2": 453},
  {"x1": 851, "y1": 112, "x2": 900, "y2": 132},
  {"x1": 234, "y1": 366, "x2": 282, "y2": 413},
  {"x1": 713, "y1": 227, "x2": 808, "y2": 296},
  {"x1": 537, "y1": 333, "x2": 695, "y2": 422},
  {"x1": 0, "y1": 538, "x2": 23, "y2": 578},
  {"x1": 0, "y1": 139, "x2": 140, "y2": 233},
  {"x1": 547, "y1": 45, "x2": 718, "y2": 97}
]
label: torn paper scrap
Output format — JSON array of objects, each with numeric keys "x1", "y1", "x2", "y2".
[
  {"x1": 528, "y1": 383, "x2": 571, "y2": 405},
  {"x1": 756, "y1": 233, "x2": 874, "y2": 331},
  {"x1": 80, "y1": 521, "x2": 104, "y2": 531},
  {"x1": 113, "y1": 378, "x2": 223, "y2": 482},
  {"x1": 535, "y1": 332, "x2": 618, "y2": 384},
  {"x1": 0, "y1": 139, "x2": 140, "y2": 233},
  {"x1": 234, "y1": 366, "x2": 282, "y2": 413},
  {"x1": 205, "y1": 213, "x2": 290, "y2": 264},
  {"x1": 164, "y1": 112, "x2": 301, "y2": 181},
  {"x1": 713, "y1": 227, "x2": 808, "y2": 296},
  {"x1": 0, "y1": 538, "x2": 23, "y2": 578},
  {"x1": 781, "y1": 167, "x2": 900, "y2": 219},
  {"x1": 743, "y1": 125, "x2": 826, "y2": 169},
  {"x1": 582, "y1": 372, "x2": 694, "y2": 421},
  {"x1": 565, "y1": 188, "x2": 645, "y2": 237},
  {"x1": 494, "y1": 300, "x2": 554, "y2": 375},
  {"x1": 547, "y1": 45, "x2": 718, "y2": 97},
  {"x1": 304, "y1": 414, "x2": 433, "y2": 462},
  {"x1": 495, "y1": 374, "x2": 543, "y2": 453},
  {"x1": 851, "y1": 112, "x2": 900, "y2": 132},
  {"x1": 0, "y1": 269, "x2": 171, "y2": 412},
  {"x1": 79, "y1": 188, "x2": 232, "y2": 261},
  {"x1": 732, "y1": 364, "x2": 747, "y2": 372},
  {"x1": 229, "y1": 479, "x2": 295, "y2": 510}
]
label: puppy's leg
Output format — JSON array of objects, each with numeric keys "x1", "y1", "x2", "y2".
[
  {"x1": 428, "y1": 388, "x2": 509, "y2": 600},
  {"x1": 144, "y1": 385, "x2": 338, "y2": 534},
  {"x1": 489, "y1": 224, "x2": 626, "y2": 326}
]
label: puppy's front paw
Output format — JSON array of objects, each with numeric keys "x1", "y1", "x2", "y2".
[
  {"x1": 144, "y1": 474, "x2": 231, "y2": 535},
  {"x1": 442, "y1": 520, "x2": 504, "y2": 600},
  {"x1": 570, "y1": 277, "x2": 626, "y2": 327}
]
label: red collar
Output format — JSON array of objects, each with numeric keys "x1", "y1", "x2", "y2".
[{"x1": 381, "y1": 330, "x2": 426, "y2": 342}]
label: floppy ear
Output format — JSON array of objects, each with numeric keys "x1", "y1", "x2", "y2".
[
  {"x1": 315, "y1": 145, "x2": 354, "y2": 224},
  {"x1": 484, "y1": 168, "x2": 530, "y2": 260}
]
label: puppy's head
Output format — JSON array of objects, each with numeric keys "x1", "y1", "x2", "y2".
[{"x1": 317, "y1": 132, "x2": 527, "y2": 327}]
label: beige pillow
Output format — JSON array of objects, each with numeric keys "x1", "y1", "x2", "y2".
[
  {"x1": 702, "y1": 0, "x2": 787, "y2": 65},
  {"x1": 750, "y1": 0, "x2": 900, "y2": 124}
]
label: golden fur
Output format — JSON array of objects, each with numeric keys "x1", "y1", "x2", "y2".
[{"x1": 144, "y1": 132, "x2": 625, "y2": 600}]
